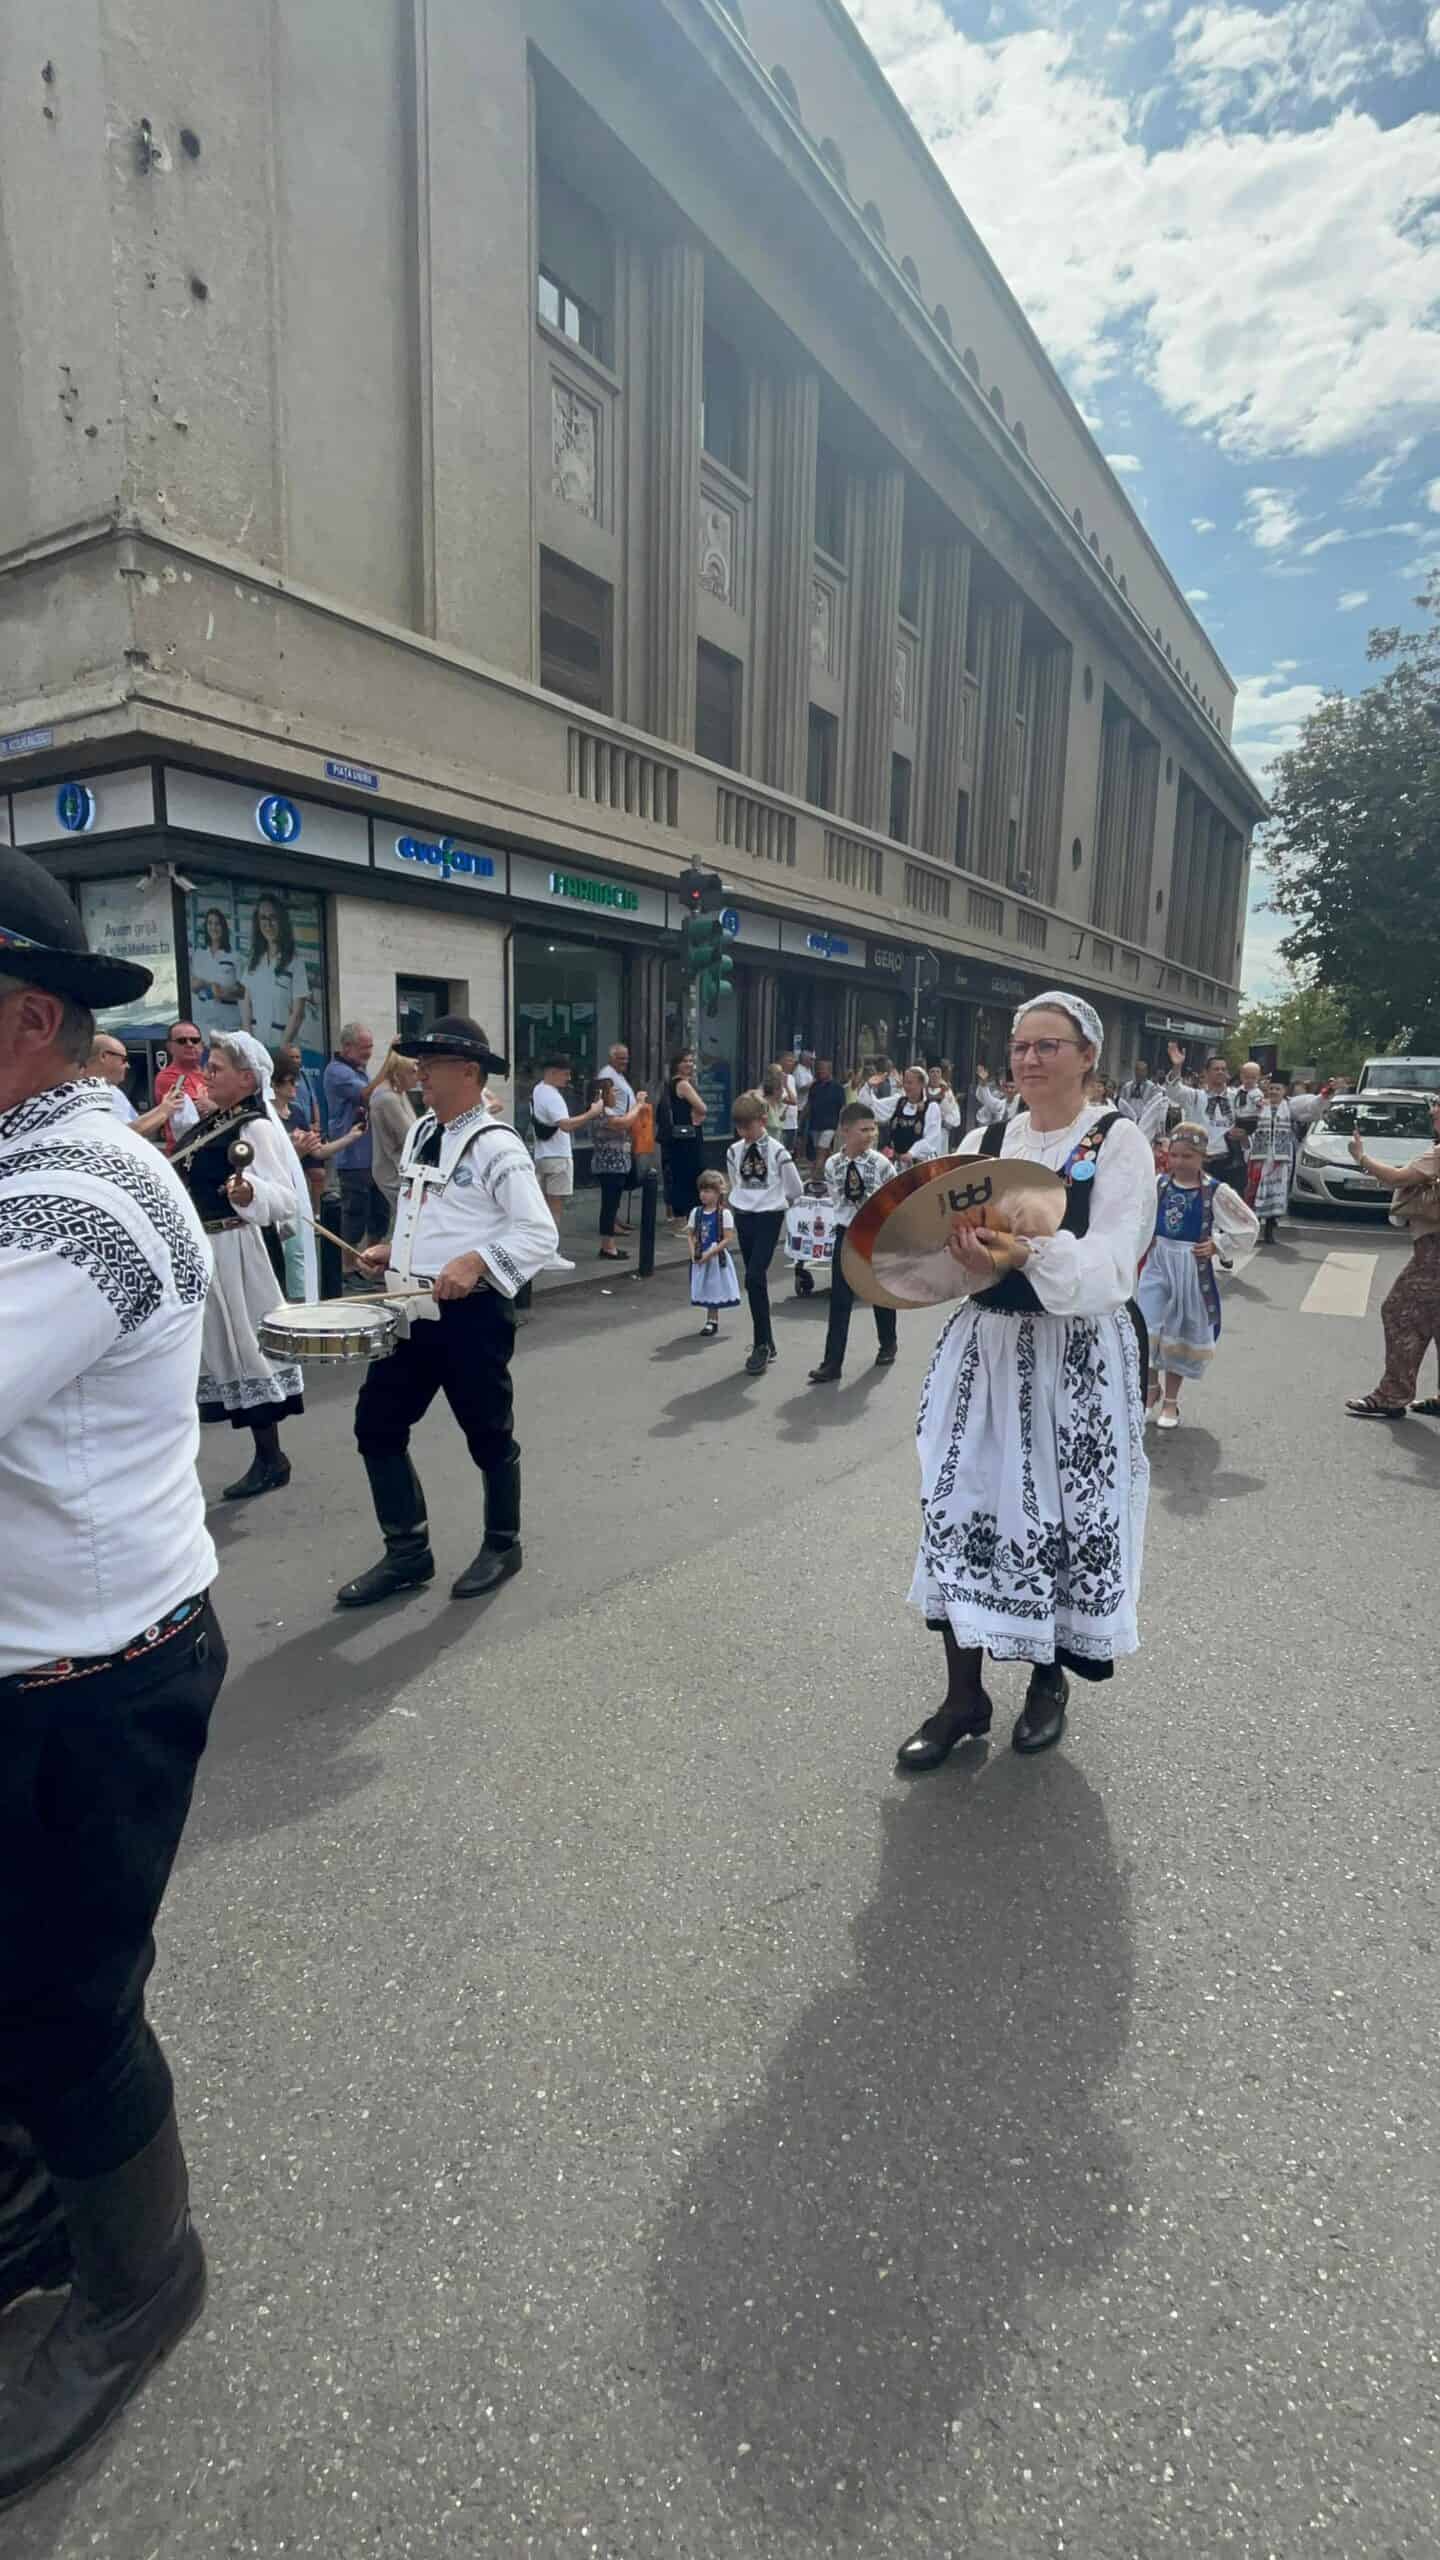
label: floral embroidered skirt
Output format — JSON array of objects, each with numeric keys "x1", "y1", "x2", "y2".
[{"x1": 909, "y1": 1303, "x2": 1149, "y2": 1678}]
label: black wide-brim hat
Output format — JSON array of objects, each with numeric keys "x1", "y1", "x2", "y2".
[
  {"x1": 0, "y1": 843, "x2": 154, "y2": 1005},
  {"x1": 392, "y1": 1012, "x2": 509, "y2": 1075}
]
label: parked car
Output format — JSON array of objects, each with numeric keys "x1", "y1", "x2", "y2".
[
  {"x1": 1293, "y1": 1092, "x2": 1436, "y2": 1212},
  {"x1": 1356, "y1": 1056, "x2": 1440, "y2": 1095}
]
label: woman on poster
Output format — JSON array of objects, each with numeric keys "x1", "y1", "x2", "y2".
[
  {"x1": 897, "y1": 991, "x2": 1154, "y2": 1769},
  {"x1": 188, "y1": 903, "x2": 243, "y2": 1036},
  {"x1": 241, "y1": 894, "x2": 315, "y2": 1055}
]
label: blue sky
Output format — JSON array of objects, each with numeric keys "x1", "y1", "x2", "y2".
[{"x1": 840, "y1": 0, "x2": 1440, "y2": 994}]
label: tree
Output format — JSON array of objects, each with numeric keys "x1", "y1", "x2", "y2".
[
  {"x1": 1264, "y1": 572, "x2": 1440, "y2": 1048},
  {"x1": 1233, "y1": 983, "x2": 1367, "y2": 1078}
]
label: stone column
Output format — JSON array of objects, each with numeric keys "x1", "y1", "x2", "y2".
[
  {"x1": 922, "y1": 540, "x2": 973, "y2": 867},
  {"x1": 1022, "y1": 646, "x2": 1069, "y2": 902},
  {"x1": 1092, "y1": 714, "x2": 1130, "y2": 933},
  {"x1": 849, "y1": 465, "x2": 905, "y2": 835},
  {"x1": 647, "y1": 238, "x2": 704, "y2": 746},
  {"x1": 1169, "y1": 783, "x2": 1195, "y2": 962},
  {"x1": 763, "y1": 369, "x2": 820, "y2": 798},
  {"x1": 974, "y1": 596, "x2": 1024, "y2": 881}
]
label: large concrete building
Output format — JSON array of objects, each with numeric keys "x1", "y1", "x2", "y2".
[{"x1": 0, "y1": 0, "x2": 1264, "y2": 1122}]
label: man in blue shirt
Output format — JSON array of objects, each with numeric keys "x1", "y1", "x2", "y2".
[{"x1": 323, "y1": 1021, "x2": 387, "y2": 1270}]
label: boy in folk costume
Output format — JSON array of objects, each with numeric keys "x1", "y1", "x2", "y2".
[
  {"x1": 726, "y1": 1095, "x2": 804, "y2": 1377},
  {"x1": 1246, "y1": 1076, "x2": 1294, "y2": 1244},
  {"x1": 809, "y1": 1104, "x2": 899, "y2": 1384},
  {"x1": 688, "y1": 1169, "x2": 741, "y2": 1339},
  {"x1": 1137, "y1": 1123, "x2": 1259, "y2": 1429}
]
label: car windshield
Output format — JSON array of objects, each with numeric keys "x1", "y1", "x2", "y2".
[
  {"x1": 1322, "y1": 1099, "x2": 1434, "y2": 1139},
  {"x1": 1364, "y1": 1062, "x2": 1440, "y2": 1094}
]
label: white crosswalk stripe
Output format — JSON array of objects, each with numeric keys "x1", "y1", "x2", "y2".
[{"x1": 1300, "y1": 1251, "x2": 1377, "y2": 1319}]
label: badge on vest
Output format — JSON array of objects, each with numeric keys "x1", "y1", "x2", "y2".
[{"x1": 452, "y1": 1166, "x2": 475, "y2": 1188}]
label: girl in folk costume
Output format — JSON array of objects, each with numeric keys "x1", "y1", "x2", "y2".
[
  {"x1": 898, "y1": 991, "x2": 1155, "y2": 1769},
  {"x1": 1246, "y1": 1077, "x2": 1294, "y2": 1244},
  {"x1": 688, "y1": 1170, "x2": 741, "y2": 1339},
  {"x1": 1137, "y1": 1123, "x2": 1259, "y2": 1430},
  {"x1": 170, "y1": 1031, "x2": 315, "y2": 1500}
]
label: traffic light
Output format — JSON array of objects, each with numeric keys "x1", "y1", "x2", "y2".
[{"x1": 676, "y1": 865, "x2": 732, "y2": 1010}]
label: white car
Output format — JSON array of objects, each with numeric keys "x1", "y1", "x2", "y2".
[
  {"x1": 1292, "y1": 1092, "x2": 1436, "y2": 1213},
  {"x1": 1357, "y1": 1056, "x2": 1440, "y2": 1096}
]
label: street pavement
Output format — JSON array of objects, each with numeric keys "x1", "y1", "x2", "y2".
[{"x1": 6, "y1": 1211, "x2": 1438, "y2": 2560}]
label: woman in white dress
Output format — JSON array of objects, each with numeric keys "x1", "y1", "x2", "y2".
[
  {"x1": 898, "y1": 991, "x2": 1155, "y2": 1767},
  {"x1": 240, "y1": 894, "x2": 315, "y2": 1055},
  {"x1": 170, "y1": 1032, "x2": 315, "y2": 1500},
  {"x1": 188, "y1": 903, "x2": 243, "y2": 1036}
]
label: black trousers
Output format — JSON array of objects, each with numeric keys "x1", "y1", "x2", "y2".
[
  {"x1": 0, "y1": 1599, "x2": 226, "y2": 2180},
  {"x1": 355, "y1": 1290, "x2": 519, "y2": 1498},
  {"x1": 598, "y1": 1168, "x2": 630, "y2": 1239},
  {"x1": 338, "y1": 1169, "x2": 391, "y2": 1253},
  {"x1": 823, "y1": 1246, "x2": 897, "y2": 1369},
  {"x1": 732, "y1": 1207, "x2": 785, "y2": 1350}
]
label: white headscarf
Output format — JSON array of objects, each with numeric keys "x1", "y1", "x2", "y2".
[
  {"x1": 1012, "y1": 988, "x2": 1105, "y2": 1062},
  {"x1": 213, "y1": 1032, "x2": 317, "y2": 1298}
]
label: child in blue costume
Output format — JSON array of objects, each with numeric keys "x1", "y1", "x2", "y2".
[
  {"x1": 1137, "y1": 1123, "x2": 1258, "y2": 1429},
  {"x1": 688, "y1": 1170, "x2": 741, "y2": 1340}
]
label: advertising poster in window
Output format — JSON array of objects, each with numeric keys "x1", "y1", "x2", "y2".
[
  {"x1": 184, "y1": 879, "x2": 327, "y2": 1072},
  {"x1": 79, "y1": 874, "x2": 180, "y2": 1036}
]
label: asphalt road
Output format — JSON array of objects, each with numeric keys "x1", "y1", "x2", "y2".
[{"x1": 7, "y1": 1212, "x2": 1438, "y2": 2560}]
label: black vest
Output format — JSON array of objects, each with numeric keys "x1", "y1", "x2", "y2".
[{"x1": 972, "y1": 1111, "x2": 1120, "y2": 1313}]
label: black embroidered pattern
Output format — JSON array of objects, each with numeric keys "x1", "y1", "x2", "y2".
[
  {"x1": 0, "y1": 1192, "x2": 163, "y2": 1333},
  {"x1": 1, "y1": 1143, "x2": 209, "y2": 1305},
  {"x1": 0, "y1": 1080, "x2": 101, "y2": 1145}
]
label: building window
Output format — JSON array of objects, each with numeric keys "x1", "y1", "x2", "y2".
[
  {"x1": 695, "y1": 641, "x2": 741, "y2": 769},
  {"x1": 539, "y1": 550, "x2": 612, "y2": 714},
  {"x1": 899, "y1": 516, "x2": 923, "y2": 626},
  {"x1": 806, "y1": 705, "x2": 838, "y2": 811},
  {"x1": 954, "y1": 789, "x2": 970, "y2": 867},
  {"x1": 536, "y1": 165, "x2": 611, "y2": 364},
  {"x1": 814, "y1": 439, "x2": 846, "y2": 561},
  {"x1": 889, "y1": 753, "x2": 913, "y2": 845},
  {"x1": 702, "y1": 328, "x2": 747, "y2": 477}
]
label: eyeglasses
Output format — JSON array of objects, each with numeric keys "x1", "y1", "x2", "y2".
[
  {"x1": 172, "y1": 1034, "x2": 202, "y2": 1046},
  {"x1": 1009, "y1": 1038, "x2": 1083, "y2": 1063}
]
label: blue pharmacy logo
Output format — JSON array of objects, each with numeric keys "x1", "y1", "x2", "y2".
[
  {"x1": 720, "y1": 907, "x2": 740, "y2": 938},
  {"x1": 55, "y1": 781, "x2": 97, "y2": 835},
  {"x1": 255, "y1": 793, "x2": 302, "y2": 846},
  {"x1": 805, "y1": 930, "x2": 850, "y2": 959}
]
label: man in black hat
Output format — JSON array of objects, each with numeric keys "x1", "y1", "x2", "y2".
[
  {"x1": 336, "y1": 1015, "x2": 557, "y2": 1606},
  {"x1": 0, "y1": 845, "x2": 226, "y2": 2503}
]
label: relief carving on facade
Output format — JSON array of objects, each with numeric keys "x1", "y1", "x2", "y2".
[
  {"x1": 698, "y1": 498, "x2": 735, "y2": 603},
  {"x1": 810, "y1": 577, "x2": 835, "y2": 672},
  {"x1": 551, "y1": 382, "x2": 599, "y2": 518}
]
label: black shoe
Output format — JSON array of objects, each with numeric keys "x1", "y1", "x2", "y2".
[
  {"x1": 451, "y1": 1543, "x2": 523, "y2": 1600},
  {"x1": 335, "y1": 1543, "x2": 435, "y2": 1608},
  {"x1": 1012, "y1": 1669, "x2": 1069, "y2": 1755},
  {"x1": 598, "y1": 1246, "x2": 629, "y2": 1260},
  {"x1": 701, "y1": 1319, "x2": 718, "y2": 1338},
  {"x1": 895, "y1": 1692, "x2": 993, "y2": 1771},
  {"x1": 0, "y1": 2111, "x2": 205, "y2": 2510},
  {"x1": 0, "y1": 2126, "x2": 69, "y2": 2315},
  {"x1": 765, "y1": 1341, "x2": 778, "y2": 1364},
  {"x1": 221, "y1": 1453, "x2": 290, "y2": 1502},
  {"x1": 808, "y1": 1361, "x2": 844, "y2": 1384},
  {"x1": 874, "y1": 1343, "x2": 897, "y2": 1367},
  {"x1": 745, "y1": 1345, "x2": 770, "y2": 1376}
]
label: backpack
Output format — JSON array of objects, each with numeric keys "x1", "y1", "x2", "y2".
[{"x1": 654, "y1": 1084, "x2": 675, "y2": 1148}]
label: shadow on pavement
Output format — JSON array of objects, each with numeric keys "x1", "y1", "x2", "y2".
[
  {"x1": 1147, "y1": 1422, "x2": 1264, "y2": 1516},
  {"x1": 649, "y1": 1372, "x2": 764, "y2": 1437},
  {"x1": 647, "y1": 1756, "x2": 1134, "y2": 2540}
]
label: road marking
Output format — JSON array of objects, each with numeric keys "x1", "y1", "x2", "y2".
[{"x1": 1300, "y1": 1252, "x2": 1377, "y2": 1319}]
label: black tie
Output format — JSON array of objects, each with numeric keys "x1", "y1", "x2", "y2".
[
  {"x1": 741, "y1": 1143, "x2": 767, "y2": 1185},
  {"x1": 414, "y1": 1116, "x2": 444, "y2": 1168},
  {"x1": 844, "y1": 1162, "x2": 865, "y2": 1205}
]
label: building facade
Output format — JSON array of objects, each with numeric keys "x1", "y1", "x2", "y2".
[{"x1": 0, "y1": 0, "x2": 1264, "y2": 1126}]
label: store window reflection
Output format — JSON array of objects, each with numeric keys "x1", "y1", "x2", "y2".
[{"x1": 513, "y1": 934, "x2": 622, "y2": 1138}]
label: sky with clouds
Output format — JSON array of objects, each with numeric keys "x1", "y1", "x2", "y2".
[{"x1": 839, "y1": 0, "x2": 1440, "y2": 995}]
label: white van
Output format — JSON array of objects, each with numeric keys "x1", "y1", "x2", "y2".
[{"x1": 1357, "y1": 1056, "x2": 1440, "y2": 1095}]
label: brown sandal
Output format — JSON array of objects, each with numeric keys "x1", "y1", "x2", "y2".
[{"x1": 1345, "y1": 1395, "x2": 1405, "y2": 1417}]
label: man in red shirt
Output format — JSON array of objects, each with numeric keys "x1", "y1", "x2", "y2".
[{"x1": 152, "y1": 1021, "x2": 209, "y2": 1150}]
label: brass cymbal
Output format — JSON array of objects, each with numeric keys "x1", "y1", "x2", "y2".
[{"x1": 840, "y1": 1154, "x2": 1066, "y2": 1310}]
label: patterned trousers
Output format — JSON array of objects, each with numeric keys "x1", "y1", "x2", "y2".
[{"x1": 1374, "y1": 1231, "x2": 1440, "y2": 1405}]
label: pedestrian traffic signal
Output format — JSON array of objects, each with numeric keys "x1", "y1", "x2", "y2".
[{"x1": 676, "y1": 864, "x2": 729, "y2": 984}]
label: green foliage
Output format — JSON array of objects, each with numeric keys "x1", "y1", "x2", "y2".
[
  {"x1": 1233, "y1": 983, "x2": 1368, "y2": 1077},
  {"x1": 1264, "y1": 573, "x2": 1440, "y2": 1048}
]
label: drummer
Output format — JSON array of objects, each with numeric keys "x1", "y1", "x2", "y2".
[
  {"x1": 897, "y1": 989, "x2": 1154, "y2": 1767},
  {"x1": 336, "y1": 1015, "x2": 556, "y2": 1607}
]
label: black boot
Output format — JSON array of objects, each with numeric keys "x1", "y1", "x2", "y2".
[
  {"x1": 452, "y1": 1454, "x2": 523, "y2": 1599},
  {"x1": 1262, "y1": 1217, "x2": 1278, "y2": 1245},
  {"x1": 336, "y1": 1452, "x2": 435, "y2": 1608},
  {"x1": 221, "y1": 1425, "x2": 290, "y2": 1502},
  {"x1": 1012, "y1": 1665, "x2": 1069, "y2": 1754},
  {"x1": 0, "y1": 2122, "x2": 69, "y2": 2314},
  {"x1": 0, "y1": 2110, "x2": 205, "y2": 2508},
  {"x1": 896, "y1": 1633, "x2": 992, "y2": 1771}
]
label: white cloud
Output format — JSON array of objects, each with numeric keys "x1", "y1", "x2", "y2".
[
  {"x1": 1241, "y1": 486, "x2": 1303, "y2": 550},
  {"x1": 1191, "y1": 516, "x2": 1217, "y2": 532},
  {"x1": 1301, "y1": 528, "x2": 1348, "y2": 555},
  {"x1": 842, "y1": 1, "x2": 1440, "y2": 458},
  {"x1": 1274, "y1": 658, "x2": 1300, "y2": 670},
  {"x1": 1337, "y1": 588, "x2": 1370, "y2": 610},
  {"x1": 1172, "y1": 0, "x2": 1427, "y2": 130},
  {"x1": 1230, "y1": 667, "x2": 1327, "y2": 782},
  {"x1": 1300, "y1": 516, "x2": 1424, "y2": 554},
  {"x1": 1106, "y1": 451, "x2": 1143, "y2": 472},
  {"x1": 1347, "y1": 440, "x2": 1417, "y2": 508},
  {"x1": 1185, "y1": 587, "x2": 1210, "y2": 600},
  {"x1": 1429, "y1": 478, "x2": 1440, "y2": 513}
]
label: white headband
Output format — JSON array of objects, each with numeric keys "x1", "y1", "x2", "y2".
[{"x1": 1013, "y1": 988, "x2": 1105, "y2": 1062}]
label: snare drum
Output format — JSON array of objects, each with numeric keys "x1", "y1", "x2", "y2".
[{"x1": 258, "y1": 1301, "x2": 399, "y2": 1366}]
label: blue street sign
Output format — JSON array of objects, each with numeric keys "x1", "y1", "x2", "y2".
[
  {"x1": 325, "y1": 758, "x2": 379, "y2": 791},
  {"x1": 2, "y1": 728, "x2": 53, "y2": 757}
]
